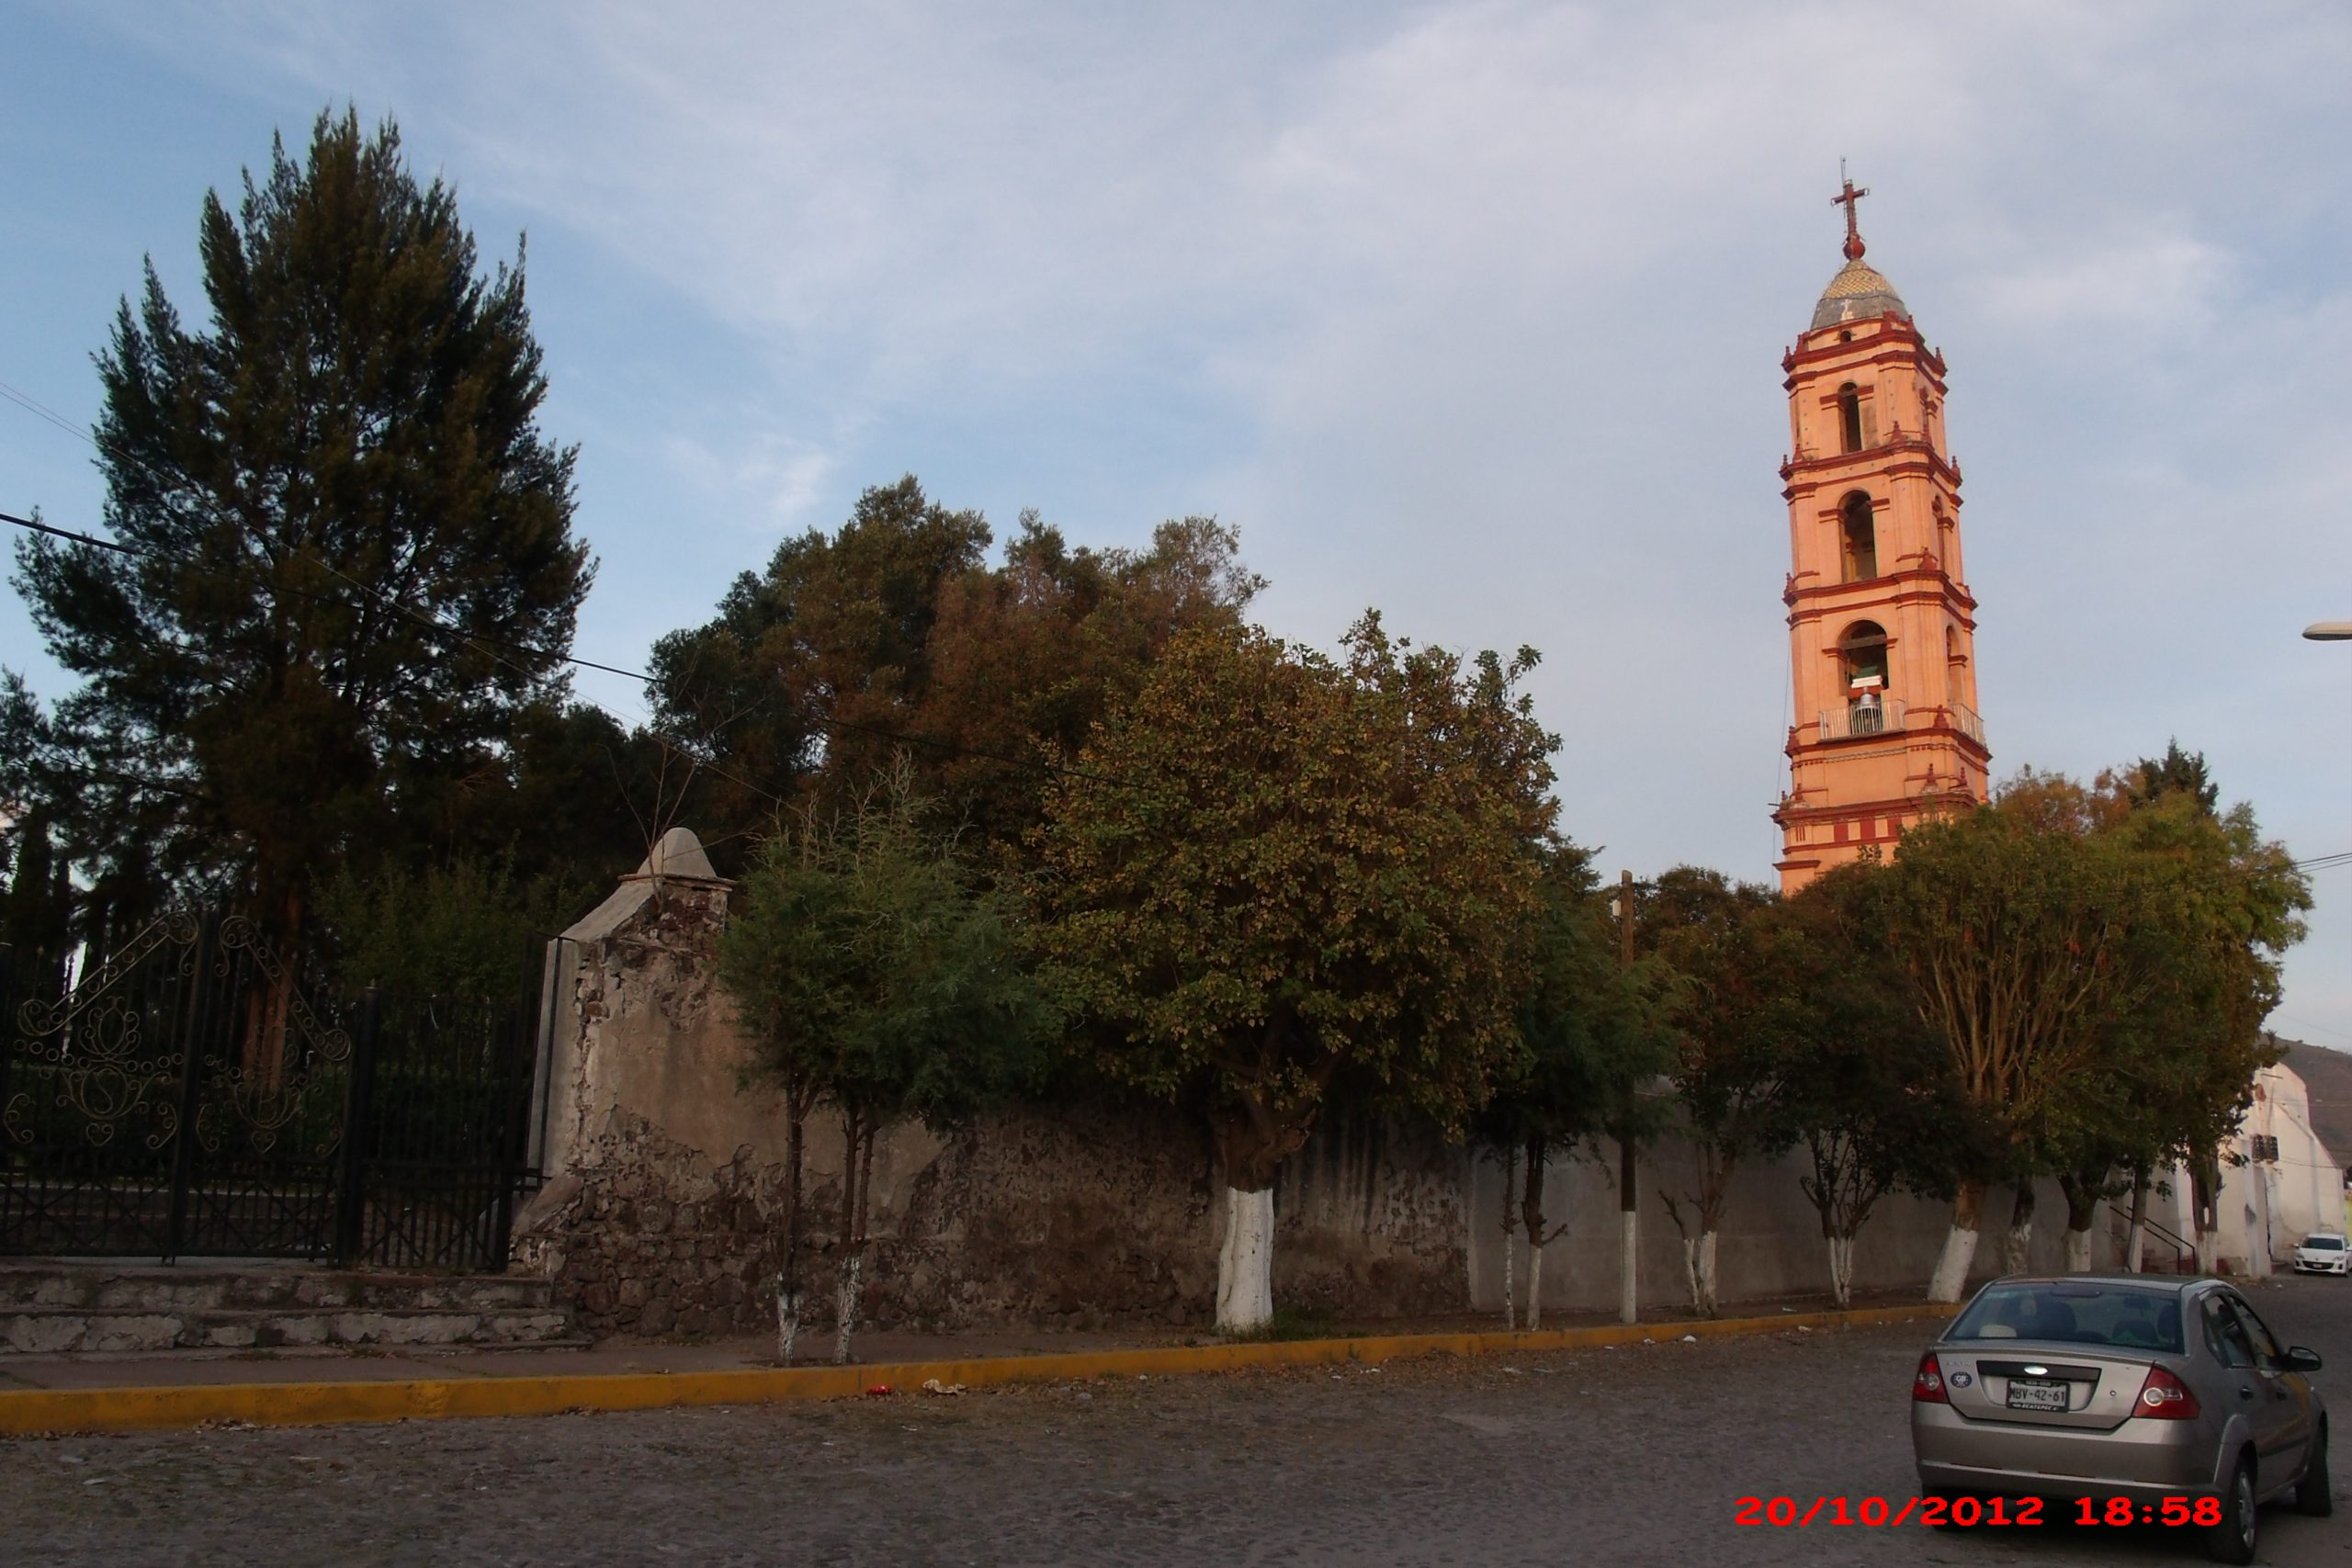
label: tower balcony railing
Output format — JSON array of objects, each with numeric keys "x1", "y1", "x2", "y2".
[
  {"x1": 1814, "y1": 696, "x2": 1988, "y2": 747},
  {"x1": 1818, "y1": 696, "x2": 1905, "y2": 740}
]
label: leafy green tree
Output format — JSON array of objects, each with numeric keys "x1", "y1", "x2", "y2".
[
  {"x1": 1882, "y1": 763, "x2": 2309, "y2": 1299},
  {"x1": 650, "y1": 490, "x2": 1261, "y2": 867},
  {"x1": 718, "y1": 763, "x2": 1050, "y2": 1363},
  {"x1": 9, "y1": 110, "x2": 591, "y2": 1027},
  {"x1": 1476, "y1": 842, "x2": 1672, "y2": 1328},
  {"x1": 650, "y1": 477, "x2": 990, "y2": 855},
  {"x1": 317, "y1": 853, "x2": 596, "y2": 1000},
  {"x1": 1878, "y1": 799, "x2": 2162, "y2": 1299},
  {"x1": 1641, "y1": 868, "x2": 1798, "y2": 1315},
  {"x1": 911, "y1": 513, "x2": 1261, "y2": 858},
  {"x1": 2072, "y1": 767, "x2": 2308, "y2": 1270},
  {"x1": 1034, "y1": 617, "x2": 1555, "y2": 1330},
  {"x1": 2111, "y1": 738, "x2": 2220, "y2": 816},
  {"x1": 1774, "y1": 866, "x2": 1986, "y2": 1304}
]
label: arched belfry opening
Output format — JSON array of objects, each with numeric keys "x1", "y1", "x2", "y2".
[
  {"x1": 1839, "y1": 491, "x2": 1877, "y2": 581},
  {"x1": 1838, "y1": 382, "x2": 1863, "y2": 453},
  {"x1": 1838, "y1": 620, "x2": 1889, "y2": 733}
]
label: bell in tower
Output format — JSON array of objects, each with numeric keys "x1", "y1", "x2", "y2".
[{"x1": 1771, "y1": 175, "x2": 1991, "y2": 894}]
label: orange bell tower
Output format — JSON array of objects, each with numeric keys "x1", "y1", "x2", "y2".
[{"x1": 1773, "y1": 175, "x2": 1990, "y2": 893}]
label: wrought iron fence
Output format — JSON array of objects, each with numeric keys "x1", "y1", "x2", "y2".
[{"x1": 0, "y1": 909, "x2": 539, "y2": 1271}]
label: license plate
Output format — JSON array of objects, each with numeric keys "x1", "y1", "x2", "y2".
[{"x1": 2006, "y1": 1379, "x2": 2070, "y2": 1412}]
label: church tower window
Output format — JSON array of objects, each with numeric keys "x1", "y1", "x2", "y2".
[
  {"x1": 1839, "y1": 491, "x2": 1877, "y2": 581},
  {"x1": 1838, "y1": 383, "x2": 1864, "y2": 453}
]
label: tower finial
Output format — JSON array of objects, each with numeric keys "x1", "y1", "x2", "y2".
[{"x1": 1832, "y1": 161, "x2": 1869, "y2": 261}]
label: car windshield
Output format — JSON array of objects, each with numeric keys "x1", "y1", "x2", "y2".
[
  {"x1": 1948, "y1": 1283, "x2": 2183, "y2": 1353},
  {"x1": 2302, "y1": 1236, "x2": 2345, "y2": 1251}
]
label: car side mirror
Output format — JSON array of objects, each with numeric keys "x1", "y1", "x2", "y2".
[{"x1": 2285, "y1": 1347, "x2": 2324, "y2": 1373}]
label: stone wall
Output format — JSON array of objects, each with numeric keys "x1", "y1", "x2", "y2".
[
  {"x1": 515, "y1": 829, "x2": 2187, "y2": 1342},
  {"x1": 512, "y1": 831, "x2": 1465, "y2": 1338}
]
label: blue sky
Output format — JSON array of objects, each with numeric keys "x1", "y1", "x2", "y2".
[{"x1": 6, "y1": 2, "x2": 2352, "y2": 1047}]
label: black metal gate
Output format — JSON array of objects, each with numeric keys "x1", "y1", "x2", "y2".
[{"x1": 0, "y1": 910, "x2": 539, "y2": 1271}]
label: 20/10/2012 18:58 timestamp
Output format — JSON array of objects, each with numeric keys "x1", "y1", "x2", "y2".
[{"x1": 1735, "y1": 1495, "x2": 2227, "y2": 1528}]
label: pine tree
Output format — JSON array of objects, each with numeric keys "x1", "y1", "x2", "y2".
[{"x1": 10, "y1": 108, "x2": 592, "y2": 964}]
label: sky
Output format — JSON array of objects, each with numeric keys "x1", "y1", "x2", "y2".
[{"x1": 5, "y1": 2, "x2": 2352, "y2": 1044}]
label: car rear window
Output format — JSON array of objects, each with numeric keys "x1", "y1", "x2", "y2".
[
  {"x1": 1948, "y1": 1284, "x2": 2183, "y2": 1353},
  {"x1": 2303, "y1": 1236, "x2": 2345, "y2": 1251}
]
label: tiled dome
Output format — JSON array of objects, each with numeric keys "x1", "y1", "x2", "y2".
[{"x1": 1811, "y1": 257, "x2": 1910, "y2": 330}]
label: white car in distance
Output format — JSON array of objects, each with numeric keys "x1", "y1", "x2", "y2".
[{"x1": 2290, "y1": 1233, "x2": 2350, "y2": 1275}]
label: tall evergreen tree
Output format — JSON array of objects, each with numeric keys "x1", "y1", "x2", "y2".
[{"x1": 10, "y1": 108, "x2": 592, "y2": 959}]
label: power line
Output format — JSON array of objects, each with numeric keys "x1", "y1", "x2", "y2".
[
  {"x1": 0, "y1": 378, "x2": 88, "y2": 444},
  {"x1": 0, "y1": 506, "x2": 1119, "y2": 795},
  {"x1": 2, "y1": 374, "x2": 1128, "y2": 793}
]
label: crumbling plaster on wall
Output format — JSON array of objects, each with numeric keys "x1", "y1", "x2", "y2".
[{"x1": 514, "y1": 833, "x2": 1466, "y2": 1337}]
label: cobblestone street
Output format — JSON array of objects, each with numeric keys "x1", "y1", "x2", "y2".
[{"x1": 6, "y1": 1278, "x2": 2349, "y2": 1566}]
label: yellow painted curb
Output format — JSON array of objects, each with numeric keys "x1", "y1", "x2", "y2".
[{"x1": 0, "y1": 1300, "x2": 1959, "y2": 1437}]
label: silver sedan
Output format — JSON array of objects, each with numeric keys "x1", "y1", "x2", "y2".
[{"x1": 1911, "y1": 1274, "x2": 2330, "y2": 1563}]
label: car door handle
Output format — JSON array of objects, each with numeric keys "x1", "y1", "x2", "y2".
[{"x1": 2240, "y1": 1386, "x2": 2256, "y2": 1399}]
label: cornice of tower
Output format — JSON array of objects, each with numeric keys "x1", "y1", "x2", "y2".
[
  {"x1": 1781, "y1": 437, "x2": 1963, "y2": 493},
  {"x1": 1783, "y1": 321, "x2": 1946, "y2": 383},
  {"x1": 1783, "y1": 567, "x2": 1977, "y2": 619}
]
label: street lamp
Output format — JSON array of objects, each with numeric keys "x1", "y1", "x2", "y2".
[{"x1": 2305, "y1": 623, "x2": 2352, "y2": 641}]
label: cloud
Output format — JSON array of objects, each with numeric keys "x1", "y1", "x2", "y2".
[
  {"x1": 51, "y1": 0, "x2": 2352, "y2": 1035},
  {"x1": 662, "y1": 427, "x2": 839, "y2": 536},
  {"x1": 1972, "y1": 231, "x2": 2235, "y2": 331}
]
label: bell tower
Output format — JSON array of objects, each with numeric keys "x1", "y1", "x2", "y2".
[{"x1": 1773, "y1": 176, "x2": 1989, "y2": 893}]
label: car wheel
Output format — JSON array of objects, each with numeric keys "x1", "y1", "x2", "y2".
[
  {"x1": 2297, "y1": 1421, "x2": 2334, "y2": 1517},
  {"x1": 2205, "y1": 1454, "x2": 2257, "y2": 1565}
]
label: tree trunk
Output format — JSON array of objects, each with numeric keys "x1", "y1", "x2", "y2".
[
  {"x1": 1827, "y1": 1231, "x2": 1855, "y2": 1308},
  {"x1": 1216, "y1": 1186, "x2": 1274, "y2": 1331},
  {"x1": 1928, "y1": 1181, "x2": 1984, "y2": 1303},
  {"x1": 2058, "y1": 1170, "x2": 2099, "y2": 1275},
  {"x1": 2126, "y1": 1167, "x2": 2149, "y2": 1273},
  {"x1": 2065, "y1": 1225, "x2": 2093, "y2": 1274},
  {"x1": 2003, "y1": 1182, "x2": 2035, "y2": 1275},
  {"x1": 1694, "y1": 1230, "x2": 1720, "y2": 1316},
  {"x1": 1498, "y1": 1145, "x2": 1517, "y2": 1331},
  {"x1": 832, "y1": 1112, "x2": 875, "y2": 1366},
  {"x1": 2188, "y1": 1153, "x2": 2220, "y2": 1274},
  {"x1": 1519, "y1": 1137, "x2": 1548, "y2": 1332},
  {"x1": 1209, "y1": 1091, "x2": 1312, "y2": 1334},
  {"x1": 1526, "y1": 1235, "x2": 1545, "y2": 1333},
  {"x1": 1617, "y1": 1134, "x2": 1638, "y2": 1325},
  {"x1": 775, "y1": 1100, "x2": 806, "y2": 1365}
]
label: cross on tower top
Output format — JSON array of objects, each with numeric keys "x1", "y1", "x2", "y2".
[{"x1": 1831, "y1": 165, "x2": 1869, "y2": 261}]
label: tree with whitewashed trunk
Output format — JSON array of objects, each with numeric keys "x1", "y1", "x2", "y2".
[
  {"x1": 1476, "y1": 843, "x2": 1673, "y2": 1333},
  {"x1": 718, "y1": 762, "x2": 1050, "y2": 1364},
  {"x1": 1877, "y1": 795, "x2": 2156, "y2": 1302},
  {"x1": 1645, "y1": 869, "x2": 1796, "y2": 1318},
  {"x1": 2055, "y1": 1168, "x2": 2121, "y2": 1273},
  {"x1": 1879, "y1": 761, "x2": 2308, "y2": 1303},
  {"x1": 1773, "y1": 867, "x2": 1984, "y2": 1307},
  {"x1": 2007, "y1": 763, "x2": 2306, "y2": 1285},
  {"x1": 1034, "y1": 619, "x2": 1555, "y2": 1333}
]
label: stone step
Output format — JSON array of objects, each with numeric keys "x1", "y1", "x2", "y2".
[
  {"x1": 0, "y1": 1261, "x2": 557, "y2": 1314},
  {"x1": 0, "y1": 1304, "x2": 579, "y2": 1356}
]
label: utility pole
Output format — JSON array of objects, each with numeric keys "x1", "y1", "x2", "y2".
[{"x1": 1616, "y1": 869, "x2": 1639, "y2": 1327}]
